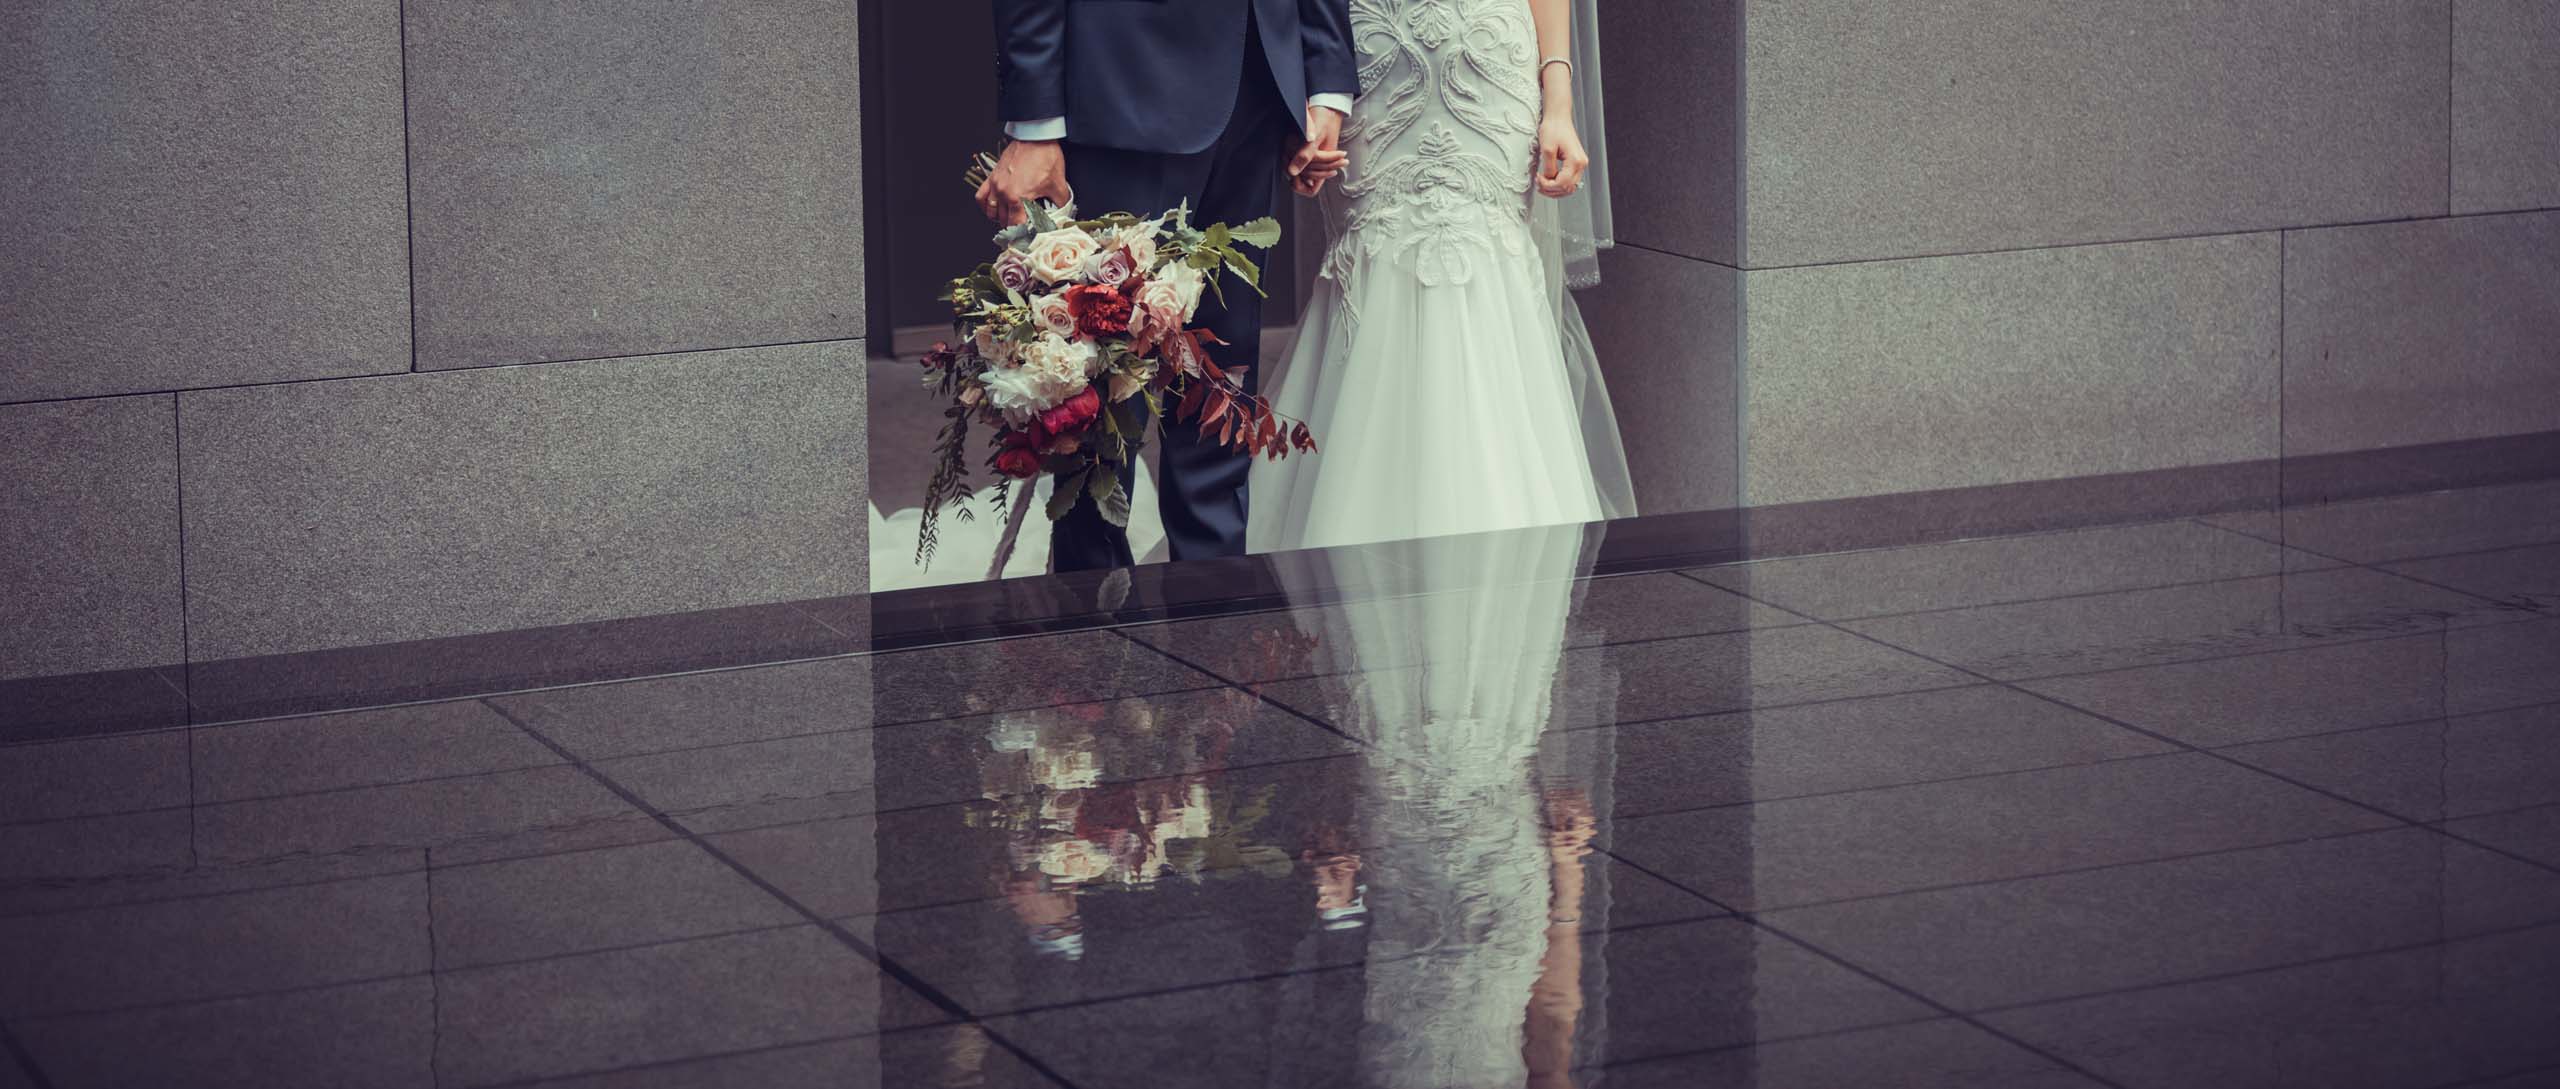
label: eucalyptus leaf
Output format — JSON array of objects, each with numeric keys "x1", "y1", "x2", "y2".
[
  {"x1": 1230, "y1": 217, "x2": 1283, "y2": 250},
  {"x1": 1090, "y1": 469, "x2": 1131, "y2": 528},
  {"x1": 1046, "y1": 469, "x2": 1088, "y2": 521}
]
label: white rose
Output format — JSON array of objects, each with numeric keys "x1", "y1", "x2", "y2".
[
  {"x1": 1025, "y1": 226, "x2": 1100, "y2": 284},
  {"x1": 1119, "y1": 227, "x2": 1159, "y2": 275},
  {"x1": 1031, "y1": 292, "x2": 1077, "y2": 338},
  {"x1": 1133, "y1": 277, "x2": 1188, "y2": 336},
  {"x1": 1162, "y1": 260, "x2": 1206, "y2": 312},
  {"x1": 982, "y1": 334, "x2": 1094, "y2": 421}
]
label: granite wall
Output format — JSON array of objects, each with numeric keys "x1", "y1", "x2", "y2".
[
  {"x1": 1, "y1": 1, "x2": 865, "y2": 691},
  {"x1": 1589, "y1": 0, "x2": 2560, "y2": 512}
]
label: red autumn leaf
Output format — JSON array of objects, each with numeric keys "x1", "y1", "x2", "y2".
[
  {"x1": 1204, "y1": 388, "x2": 1231, "y2": 427},
  {"x1": 1176, "y1": 382, "x2": 1206, "y2": 421},
  {"x1": 1257, "y1": 415, "x2": 1277, "y2": 454},
  {"x1": 1292, "y1": 422, "x2": 1316, "y2": 453}
]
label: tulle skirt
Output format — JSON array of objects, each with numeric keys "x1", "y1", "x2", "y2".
[{"x1": 1247, "y1": 234, "x2": 1617, "y2": 555}]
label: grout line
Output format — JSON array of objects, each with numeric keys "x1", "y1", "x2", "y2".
[
  {"x1": 423, "y1": 850, "x2": 444, "y2": 1089},
  {"x1": 1954, "y1": 916, "x2": 2560, "y2": 1021},
  {"x1": 476, "y1": 699, "x2": 1090, "y2": 1089},
  {"x1": 171, "y1": 394, "x2": 195, "y2": 726},
  {"x1": 1103, "y1": 628, "x2": 1368, "y2": 747},
  {"x1": 396, "y1": 0, "x2": 420, "y2": 373},
  {"x1": 1710, "y1": 205, "x2": 2560, "y2": 274},
  {"x1": 0, "y1": 1018, "x2": 55, "y2": 1089},
  {"x1": 1612, "y1": 823, "x2": 2417, "y2": 918},
  {"x1": 2187, "y1": 515, "x2": 2558, "y2": 617},
  {"x1": 0, "y1": 336, "x2": 875, "y2": 411},
  {"x1": 1672, "y1": 567, "x2": 2560, "y2": 882},
  {"x1": 2278, "y1": 229, "x2": 2288, "y2": 486},
  {"x1": 1592, "y1": 850, "x2": 2134, "y2": 1089}
]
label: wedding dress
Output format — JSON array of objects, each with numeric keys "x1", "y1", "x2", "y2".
[
  {"x1": 1268, "y1": 522, "x2": 1619, "y2": 1087},
  {"x1": 1247, "y1": 0, "x2": 1635, "y2": 555}
]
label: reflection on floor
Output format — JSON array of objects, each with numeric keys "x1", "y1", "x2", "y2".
[{"x1": 6, "y1": 478, "x2": 2560, "y2": 1088}]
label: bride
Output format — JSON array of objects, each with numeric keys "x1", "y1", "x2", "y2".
[
  {"x1": 1248, "y1": 0, "x2": 1635, "y2": 554},
  {"x1": 871, "y1": 0, "x2": 1629, "y2": 589}
]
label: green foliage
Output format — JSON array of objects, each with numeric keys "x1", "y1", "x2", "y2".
[
  {"x1": 1228, "y1": 217, "x2": 1283, "y2": 250},
  {"x1": 1046, "y1": 468, "x2": 1089, "y2": 521},
  {"x1": 1090, "y1": 469, "x2": 1130, "y2": 528}
]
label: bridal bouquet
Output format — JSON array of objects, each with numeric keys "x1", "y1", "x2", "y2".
[{"x1": 914, "y1": 154, "x2": 1316, "y2": 567}]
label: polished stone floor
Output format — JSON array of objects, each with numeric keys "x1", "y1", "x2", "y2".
[{"x1": 5, "y1": 479, "x2": 2560, "y2": 1088}]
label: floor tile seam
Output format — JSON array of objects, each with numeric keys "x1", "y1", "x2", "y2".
[
  {"x1": 423, "y1": 840, "x2": 444, "y2": 1089},
  {"x1": 1678, "y1": 513, "x2": 2234, "y2": 576},
  {"x1": 1887, "y1": 606, "x2": 2553, "y2": 685},
  {"x1": 2416, "y1": 820, "x2": 2560, "y2": 881},
  {"x1": 154, "y1": 647, "x2": 878, "y2": 735},
  {"x1": 1269, "y1": 675, "x2": 2004, "y2": 738},
  {"x1": 1691, "y1": 561, "x2": 2377, "y2": 627},
  {"x1": 1981, "y1": 618, "x2": 2543, "y2": 686},
  {"x1": 542, "y1": 681, "x2": 1242, "y2": 766},
  {"x1": 1720, "y1": 573, "x2": 2478, "y2": 835},
  {"x1": 870, "y1": 682, "x2": 1238, "y2": 732},
  {"x1": 2201, "y1": 694, "x2": 2560, "y2": 752},
  {"x1": 1604, "y1": 823, "x2": 2422, "y2": 917},
  {"x1": 638, "y1": 746, "x2": 1369, "y2": 834},
  {"x1": 2433, "y1": 797, "x2": 2560, "y2": 827},
  {"x1": 0, "y1": 853, "x2": 436, "y2": 923},
  {"x1": 2189, "y1": 516, "x2": 2560, "y2": 604},
  {"x1": 474, "y1": 699, "x2": 1091, "y2": 1089},
  {"x1": 1672, "y1": 575, "x2": 2452, "y2": 860},
  {"x1": 6, "y1": 969, "x2": 438, "y2": 1026},
  {"x1": 1954, "y1": 916, "x2": 2560, "y2": 1021},
  {"x1": 2420, "y1": 1060, "x2": 2560, "y2": 1089},
  {"x1": 869, "y1": 907, "x2": 1745, "y2": 1022},
  {"x1": 1101, "y1": 628, "x2": 1370, "y2": 746},
  {"x1": 1555, "y1": 1013, "x2": 2023, "y2": 1075},
  {"x1": 1595, "y1": 748, "x2": 2192, "y2": 824},
  {"x1": 458, "y1": 1025, "x2": 1040, "y2": 1089},
  {"x1": 426, "y1": 919, "x2": 819, "y2": 977},
  {"x1": 1595, "y1": 846, "x2": 2133, "y2": 1089},
  {"x1": 1128, "y1": 615, "x2": 1821, "y2": 676},
  {"x1": 0, "y1": 1017, "x2": 53, "y2": 1089}
]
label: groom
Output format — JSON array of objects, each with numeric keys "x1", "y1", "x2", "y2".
[{"x1": 980, "y1": 0, "x2": 1358, "y2": 571}]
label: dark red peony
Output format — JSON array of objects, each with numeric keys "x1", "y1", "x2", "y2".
[
  {"x1": 1066, "y1": 284, "x2": 1134, "y2": 339},
  {"x1": 1038, "y1": 385, "x2": 1103, "y2": 437},
  {"x1": 993, "y1": 430, "x2": 1043, "y2": 479}
]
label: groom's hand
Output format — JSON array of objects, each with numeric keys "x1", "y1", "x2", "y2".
[
  {"x1": 977, "y1": 139, "x2": 1071, "y2": 225},
  {"x1": 1289, "y1": 106, "x2": 1349, "y2": 196}
]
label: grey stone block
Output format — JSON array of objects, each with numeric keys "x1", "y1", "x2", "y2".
[
  {"x1": 0, "y1": 396, "x2": 181, "y2": 680},
  {"x1": 404, "y1": 0, "x2": 863, "y2": 370},
  {"x1": 179, "y1": 341, "x2": 863, "y2": 661},
  {"x1": 0, "y1": 1, "x2": 409, "y2": 401},
  {"x1": 1741, "y1": 233, "x2": 2281, "y2": 505},
  {"x1": 1579, "y1": 246, "x2": 1742, "y2": 514},
  {"x1": 1597, "y1": 0, "x2": 1741, "y2": 263},
  {"x1": 1741, "y1": 0, "x2": 2448, "y2": 267},
  {"x1": 2455, "y1": 0, "x2": 2560, "y2": 214},
  {"x1": 2283, "y1": 210, "x2": 2560, "y2": 456}
]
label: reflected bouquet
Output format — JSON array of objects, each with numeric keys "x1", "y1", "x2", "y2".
[{"x1": 914, "y1": 154, "x2": 1316, "y2": 568}]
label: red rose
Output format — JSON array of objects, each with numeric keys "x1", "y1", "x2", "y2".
[
  {"x1": 1067, "y1": 284, "x2": 1134, "y2": 339},
  {"x1": 993, "y1": 430, "x2": 1042, "y2": 479},
  {"x1": 1038, "y1": 385, "x2": 1103, "y2": 437}
]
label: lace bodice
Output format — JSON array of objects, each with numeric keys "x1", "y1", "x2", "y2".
[{"x1": 1323, "y1": 0, "x2": 1545, "y2": 293}]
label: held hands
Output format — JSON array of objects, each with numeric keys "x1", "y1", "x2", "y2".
[
  {"x1": 1535, "y1": 115, "x2": 1589, "y2": 199},
  {"x1": 1288, "y1": 105, "x2": 1349, "y2": 196},
  {"x1": 976, "y1": 139, "x2": 1072, "y2": 225}
]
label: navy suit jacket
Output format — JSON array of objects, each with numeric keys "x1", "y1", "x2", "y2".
[{"x1": 995, "y1": 0, "x2": 1358, "y2": 155}]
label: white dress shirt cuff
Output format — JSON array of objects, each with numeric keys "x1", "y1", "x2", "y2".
[
  {"x1": 1307, "y1": 93, "x2": 1355, "y2": 119},
  {"x1": 1005, "y1": 116, "x2": 1068, "y2": 142}
]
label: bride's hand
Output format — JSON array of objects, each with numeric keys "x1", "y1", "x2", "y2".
[{"x1": 1535, "y1": 116, "x2": 1588, "y2": 199}]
